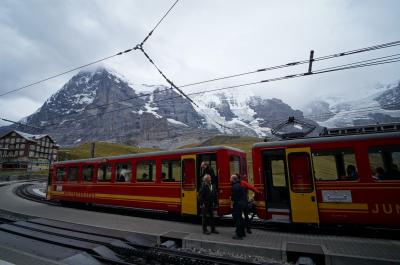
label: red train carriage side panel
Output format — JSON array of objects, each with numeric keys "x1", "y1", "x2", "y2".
[{"x1": 252, "y1": 132, "x2": 400, "y2": 227}]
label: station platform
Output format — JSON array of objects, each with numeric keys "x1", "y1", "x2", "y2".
[{"x1": 0, "y1": 182, "x2": 399, "y2": 265}]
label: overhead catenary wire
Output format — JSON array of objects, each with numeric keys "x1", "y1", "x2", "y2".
[
  {"x1": 2, "y1": 42, "x2": 400, "y2": 129},
  {"x1": 136, "y1": 46, "x2": 232, "y2": 127},
  {"x1": 178, "y1": 40, "x2": 400, "y2": 88},
  {"x1": 0, "y1": 53, "x2": 133, "y2": 98},
  {"x1": 138, "y1": 46, "x2": 199, "y2": 107},
  {"x1": 0, "y1": 117, "x2": 40, "y2": 130},
  {"x1": 139, "y1": 0, "x2": 179, "y2": 47},
  {"x1": 21, "y1": 56, "x2": 399, "y2": 130},
  {"x1": 23, "y1": 47, "x2": 400, "y2": 126},
  {"x1": 0, "y1": 24, "x2": 397, "y2": 98},
  {"x1": 0, "y1": 0, "x2": 180, "y2": 98}
]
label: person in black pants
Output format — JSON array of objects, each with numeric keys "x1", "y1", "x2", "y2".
[
  {"x1": 230, "y1": 174, "x2": 247, "y2": 240},
  {"x1": 198, "y1": 174, "x2": 219, "y2": 234},
  {"x1": 236, "y1": 173, "x2": 260, "y2": 234}
]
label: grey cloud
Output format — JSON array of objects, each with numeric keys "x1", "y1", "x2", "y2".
[{"x1": 0, "y1": 0, "x2": 399, "y2": 121}]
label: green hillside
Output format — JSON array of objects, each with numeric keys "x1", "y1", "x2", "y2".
[
  {"x1": 180, "y1": 135, "x2": 262, "y2": 156},
  {"x1": 58, "y1": 142, "x2": 158, "y2": 161}
]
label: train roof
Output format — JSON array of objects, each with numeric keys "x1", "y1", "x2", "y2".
[
  {"x1": 54, "y1": 145, "x2": 245, "y2": 165},
  {"x1": 253, "y1": 131, "x2": 400, "y2": 149}
]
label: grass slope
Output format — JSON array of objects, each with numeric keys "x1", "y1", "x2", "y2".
[
  {"x1": 180, "y1": 135, "x2": 261, "y2": 157},
  {"x1": 58, "y1": 142, "x2": 158, "y2": 161}
]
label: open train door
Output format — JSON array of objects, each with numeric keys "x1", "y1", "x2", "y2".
[
  {"x1": 181, "y1": 155, "x2": 197, "y2": 215},
  {"x1": 286, "y1": 147, "x2": 319, "y2": 224}
]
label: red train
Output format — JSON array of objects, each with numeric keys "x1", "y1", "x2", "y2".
[
  {"x1": 47, "y1": 146, "x2": 247, "y2": 217},
  {"x1": 47, "y1": 131, "x2": 400, "y2": 227}
]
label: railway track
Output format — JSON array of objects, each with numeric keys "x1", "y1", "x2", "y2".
[
  {"x1": 0, "y1": 210, "x2": 268, "y2": 265},
  {"x1": 14, "y1": 182, "x2": 400, "y2": 240}
]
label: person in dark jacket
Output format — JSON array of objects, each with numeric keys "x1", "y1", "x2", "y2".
[
  {"x1": 230, "y1": 174, "x2": 247, "y2": 240},
  {"x1": 200, "y1": 162, "x2": 217, "y2": 188},
  {"x1": 198, "y1": 174, "x2": 219, "y2": 234}
]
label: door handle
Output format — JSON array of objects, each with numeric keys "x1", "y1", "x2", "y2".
[
  {"x1": 311, "y1": 196, "x2": 315, "y2": 202},
  {"x1": 182, "y1": 193, "x2": 184, "y2": 197}
]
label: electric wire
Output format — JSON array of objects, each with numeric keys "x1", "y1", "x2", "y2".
[
  {"x1": 3, "y1": 44, "x2": 400, "y2": 129},
  {"x1": 20, "y1": 56, "x2": 399, "y2": 130},
  {"x1": 22, "y1": 50, "x2": 400, "y2": 125},
  {"x1": 138, "y1": 46, "x2": 198, "y2": 106},
  {"x1": 139, "y1": 0, "x2": 179, "y2": 46},
  {"x1": 0, "y1": 0, "x2": 180, "y2": 98},
  {"x1": 178, "y1": 41, "x2": 400, "y2": 88}
]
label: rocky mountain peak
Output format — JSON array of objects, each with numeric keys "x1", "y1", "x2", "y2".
[{"x1": 8, "y1": 70, "x2": 399, "y2": 149}]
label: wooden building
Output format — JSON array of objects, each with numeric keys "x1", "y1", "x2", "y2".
[{"x1": 0, "y1": 130, "x2": 59, "y2": 171}]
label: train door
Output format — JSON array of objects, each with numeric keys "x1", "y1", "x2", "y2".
[
  {"x1": 286, "y1": 147, "x2": 319, "y2": 224},
  {"x1": 262, "y1": 149, "x2": 291, "y2": 222},
  {"x1": 181, "y1": 155, "x2": 197, "y2": 215}
]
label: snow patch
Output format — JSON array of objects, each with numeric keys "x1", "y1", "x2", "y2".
[
  {"x1": 167, "y1": 118, "x2": 188, "y2": 127},
  {"x1": 143, "y1": 94, "x2": 162, "y2": 118}
]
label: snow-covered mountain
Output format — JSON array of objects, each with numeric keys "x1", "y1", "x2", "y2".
[
  {"x1": 0, "y1": 67, "x2": 305, "y2": 148},
  {"x1": 303, "y1": 81, "x2": 400, "y2": 128},
  {"x1": 191, "y1": 90, "x2": 305, "y2": 137},
  {"x1": 4, "y1": 67, "x2": 396, "y2": 148}
]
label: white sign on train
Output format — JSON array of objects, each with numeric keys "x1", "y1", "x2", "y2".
[{"x1": 321, "y1": 190, "x2": 352, "y2": 203}]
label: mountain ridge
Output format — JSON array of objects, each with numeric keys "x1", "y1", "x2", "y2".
[{"x1": 1, "y1": 67, "x2": 399, "y2": 148}]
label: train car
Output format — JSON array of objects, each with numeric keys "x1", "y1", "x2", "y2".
[
  {"x1": 47, "y1": 146, "x2": 246, "y2": 216},
  {"x1": 252, "y1": 131, "x2": 400, "y2": 227}
]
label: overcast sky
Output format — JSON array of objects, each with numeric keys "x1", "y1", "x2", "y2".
[{"x1": 1, "y1": 0, "x2": 399, "y2": 126}]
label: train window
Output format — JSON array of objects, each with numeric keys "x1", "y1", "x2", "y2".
[
  {"x1": 56, "y1": 167, "x2": 65, "y2": 182},
  {"x1": 369, "y1": 147, "x2": 400, "y2": 180},
  {"x1": 161, "y1": 160, "x2": 181, "y2": 182},
  {"x1": 288, "y1": 152, "x2": 313, "y2": 192},
  {"x1": 136, "y1": 161, "x2": 155, "y2": 182},
  {"x1": 229, "y1": 156, "x2": 241, "y2": 177},
  {"x1": 97, "y1": 164, "x2": 112, "y2": 182},
  {"x1": 68, "y1": 166, "x2": 79, "y2": 181},
  {"x1": 312, "y1": 150, "x2": 358, "y2": 181},
  {"x1": 312, "y1": 155, "x2": 337, "y2": 180},
  {"x1": 116, "y1": 163, "x2": 132, "y2": 183},
  {"x1": 83, "y1": 166, "x2": 94, "y2": 182},
  {"x1": 343, "y1": 153, "x2": 358, "y2": 180},
  {"x1": 271, "y1": 160, "x2": 287, "y2": 187}
]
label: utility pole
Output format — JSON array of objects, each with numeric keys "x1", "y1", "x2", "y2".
[
  {"x1": 90, "y1": 142, "x2": 95, "y2": 158},
  {"x1": 307, "y1": 50, "x2": 314, "y2": 75}
]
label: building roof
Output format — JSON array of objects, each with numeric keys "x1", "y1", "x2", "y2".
[{"x1": 1, "y1": 130, "x2": 56, "y2": 143}]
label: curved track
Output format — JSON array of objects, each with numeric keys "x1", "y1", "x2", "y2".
[{"x1": 0, "y1": 182, "x2": 267, "y2": 265}]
